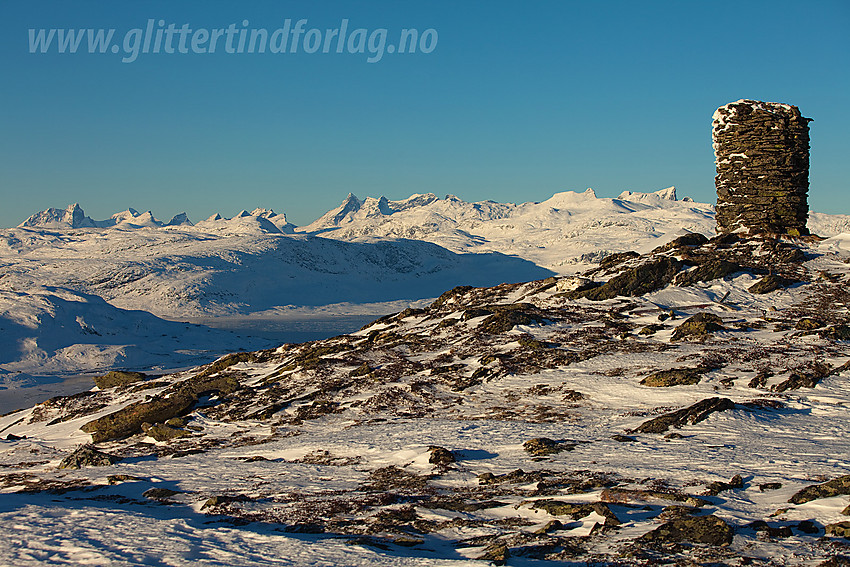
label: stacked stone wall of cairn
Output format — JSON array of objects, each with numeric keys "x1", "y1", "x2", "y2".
[{"x1": 713, "y1": 99, "x2": 811, "y2": 235}]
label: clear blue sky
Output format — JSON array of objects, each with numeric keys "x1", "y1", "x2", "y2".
[{"x1": 1, "y1": 0, "x2": 848, "y2": 227}]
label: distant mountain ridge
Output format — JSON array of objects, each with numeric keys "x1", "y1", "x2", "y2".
[
  {"x1": 18, "y1": 204, "x2": 294, "y2": 233},
  {"x1": 18, "y1": 203, "x2": 193, "y2": 230}
]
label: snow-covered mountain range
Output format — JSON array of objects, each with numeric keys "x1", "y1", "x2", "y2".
[{"x1": 18, "y1": 203, "x2": 294, "y2": 233}]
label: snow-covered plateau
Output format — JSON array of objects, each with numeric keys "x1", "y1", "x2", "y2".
[{"x1": 2, "y1": 229, "x2": 850, "y2": 565}]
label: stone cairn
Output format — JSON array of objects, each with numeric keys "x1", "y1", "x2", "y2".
[{"x1": 713, "y1": 99, "x2": 812, "y2": 235}]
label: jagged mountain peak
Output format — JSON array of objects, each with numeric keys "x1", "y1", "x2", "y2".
[
  {"x1": 18, "y1": 203, "x2": 95, "y2": 229},
  {"x1": 618, "y1": 186, "x2": 678, "y2": 202},
  {"x1": 117, "y1": 211, "x2": 164, "y2": 228},
  {"x1": 166, "y1": 212, "x2": 192, "y2": 227}
]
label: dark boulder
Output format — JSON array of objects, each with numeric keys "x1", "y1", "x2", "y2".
[
  {"x1": 577, "y1": 257, "x2": 682, "y2": 301},
  {"x1": 633, "y1": 397, "x2": 735, "y2": 434}
]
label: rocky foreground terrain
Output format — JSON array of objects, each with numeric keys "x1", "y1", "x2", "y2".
[{"x1": 2, "y1": 232, "x2": 850, "y2": 565}]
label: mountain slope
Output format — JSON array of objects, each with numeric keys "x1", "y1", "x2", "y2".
[{"x1": 300, "y1": 189, "x2": 717, "y2": 271}]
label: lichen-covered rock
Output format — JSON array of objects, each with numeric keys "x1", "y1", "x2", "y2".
[
  {"x1": 81, "y1": 373, "x2": 240, "y2": 442},
  {"x1": 598, "y1": 251, "x2": 640, "y2": 269},
  {"x1": 796, "y1": 317, "x2": 825, "y2": 330},
  {"x1": 142, "y1": 422, "x2": 191, "y2": 442},
  {"x1": 58, "y1": 444, "x2": 120, "y2": 469},
  {"x1": 523, "y1": 437, "x2": 575, "y2": 456},
  {"x1": 671, "y1": 312, "x2": 724, "y2": 341},
  {"x1": 675, "y1": 259, "x2": 742, "y2": 287},
  {"x1": 601, "y1": 488, "x2": 709, "y2": 508},
  {"x1": 823, "y1": 325, "x2": 850, "y2": 341},
  {"x1": 749, "y1": 274, "x2": 792, "y2": 294},
  {"x1": 788, "y1": 475, "x2": 850, "y2": 504},
  {"x1": 713, "y1": 99, "x2": 811, "y2": 235},
  {"x1": 93, "y1": 371, "x2": 147, "y2": 389},
  {"x1": 637, "y1": 514, "x2": 733, "y2": 546},
  {"x1": 478, "y1": 304, "x2": 546, "y2": 334},
  {"x1": 143, "y1": 487, "x2": 182, "y2": 499},
  {"x1": 653, "y1": 233, "x2": 709, "y2": 254},
  {"x1": 476, "y1": 542, "x2": 509, "y2": 564},
  {"x1": 771, "y1": 362, "x2": 831, "y2": 392},
  {"x1": 640, "y1": 367, "x2": 704, "y2": 387},
  {"x1": 531, "y1": 500, "x2": 620, "y2": 526},
  {"x1": 825, "y1": 521, "x2": 850, "y2": 538},
  {"x1": 632, "y1": 397, "x2": 735, "y2": 434}
]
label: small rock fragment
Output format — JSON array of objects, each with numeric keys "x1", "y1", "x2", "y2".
[
  {"x1": 611, "y1": 434, "x2": 637, "y2": 443},
  {"x1": 671, "y1": 312, "x2": 724, "y2": 341},
  {"x1": 58, "y1": 444, "x2": 120, "y2": 470},
  {"x1": 523, "y1": 437, "x2": 574, "y2": 457},
  {"x1": 107, "y1": 474, "x2": 142, "y2": 485},
  {"x1": 428, "y1": 446, "x2": 456, "y2": 466}
]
